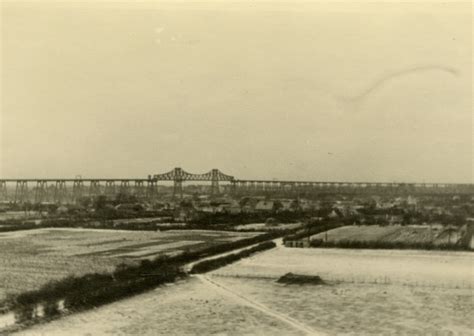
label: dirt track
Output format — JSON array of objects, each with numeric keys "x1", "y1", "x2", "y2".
[{"x1": 196, "y1": 274, "x2": 322, "y2": 336}]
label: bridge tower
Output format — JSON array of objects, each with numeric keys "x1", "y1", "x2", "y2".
[
  {"x1": 173, "y1": 167, "x2": 184, "y2": 199},
  {"x1": 211, "y1": 169, "x2": 220, "y2": 196},
  {"x1": 0, "y1": 181, "x2": 7, "y2": 201}
]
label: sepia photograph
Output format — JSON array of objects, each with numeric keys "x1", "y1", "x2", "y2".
[{"x1": 0, "y1": 0, "x2": 473, "y2": 335}]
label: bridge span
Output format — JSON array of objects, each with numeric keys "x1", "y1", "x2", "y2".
[{"x1": 0, "y1": 167, "x2": 473, "y2": 203}]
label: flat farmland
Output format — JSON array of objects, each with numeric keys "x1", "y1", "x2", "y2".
[
  {"x1": 211, "y1": 277, "x2": 473, "y2": 335},
  {"x1": 17, "y1": 244, "x2": 474, "y2": 335},
  {"x1": 0, "y1": 228, "x2": 260, "y2": 302},
  {"x1": 311, "y1": 224, "x2": 462, "y2": 245},
  {"x1": 234, "y1": 222, "x2": 303, "y2": 231},
  {"x1": 208, "y1": 245, "x2": 474, "y2": 335},
  {"x1": 214, "y1": 244, "x2": 474, "y2": 287}
]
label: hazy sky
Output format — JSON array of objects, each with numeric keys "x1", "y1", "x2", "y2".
[{"x1": 1, "y1": 1, "x2": 472, "y2": 182}]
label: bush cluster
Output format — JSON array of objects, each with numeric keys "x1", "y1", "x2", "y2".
[
  {"x1": 190, "y1": 212, "x2": 304, "y2": 226},
  {"x1": 10, "y1": 257, "x2": 184, "y2": 323},
  {"x1": 190, "y1": 241, "x2": 276, "y2": 274}
]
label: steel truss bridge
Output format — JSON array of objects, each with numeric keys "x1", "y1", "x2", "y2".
[{"x1": 0, "y1": 167, "x2": 473, "y2": 204}]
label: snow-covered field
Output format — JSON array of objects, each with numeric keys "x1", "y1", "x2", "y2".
[
  {"x1": 310, "y1": 225, "x2": 463, "y2": 245},
  {"x1": 14, "y1": 277, "x2": 301, "y2": 336},
  {"x1": 0, "y1": 228, "x2": 259, "y2": 302},
  {"x1": 15, "y1": 244, "x2": 474, "y2": 335},
  {"x1": 214, "y1": 244, "x2": 474, "y2": 287}
]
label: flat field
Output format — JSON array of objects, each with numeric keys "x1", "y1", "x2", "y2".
[
  {"x1": 234, "y1": 222, "x2": 303, "y2": 231},
  {"x1": 209, "y1": 245, "x2": 474, "y2": 334},
  {"x1": 213, "y1": 277, "x2": 473, "y2": 335},
  {"x1": 311, "y1": 224, "x2": 462, "y2": 245},
  {"x1": 214, "y1": 244, "x2": 473, "y2": 286},
  {"x1": 17, "y1": 244, "x2": 474, "y2": 335},
  {"x1": 0, "y1": 228, "x2": 259, "y2": 301}
]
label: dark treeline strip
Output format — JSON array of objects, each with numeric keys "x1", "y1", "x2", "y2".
[
  {"x1": 189, "y1": 211, "x2": 304, "y2": 226},
  {"x1": 0, "y1": 218, "x2": 181, "y2": 233},
  {"x1": 282, "y1": 222, "x2": 343, "y2": 242},
  {"x1": 0, "y1": 216, "x2": 304, "y2": 234},
  {"x1": 190, "y1": 241, "x2": 276, "y2": 274},
  {"x1": 0, "y1": 218, "x2": 146, "y2": 233},
  {"x1": 310, "y1": 239, "x2": 471, "y2": 251},
  {"x1": 4, "y1": 231, "x2": 282, "y2": 326}
]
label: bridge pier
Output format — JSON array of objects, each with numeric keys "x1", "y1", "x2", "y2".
[
  {"x1": 54, "y1": 181, "x2": 67, "y2": 203},
  {"x1": 119, "y1": 181, "x2": 130, "y2": 195},
  {"x1": 230, "y1": 181, "x2": 237, "y2": 195},
  {"x1": 0, "y1": 181, "x2": 7, "y2": 201},
  {"x1": 105, "y1": 181, "x2": 116, "y2": 198},
  {"x1": 34, "y1": 180, "x2": 48, "y2": 204},
  {"x1": 146, "y1": 180, "x2": 157, "y2": 200},
  {"x1": 89, "y1": 181, "x2": 102, "y2": 198},
  {"x1": 72, "y1": 180, "x2": 84, "y2": 203},
  {"x1": 134, "y1": 180, "x2": 145, "y2": 198},
  {"x1": 15, "y1": 181, "x2": 28, "y2": 204}
]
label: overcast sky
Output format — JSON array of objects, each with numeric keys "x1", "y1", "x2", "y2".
[{"x1": 1, "y1": 1, "x2": 472, "y2": 182}]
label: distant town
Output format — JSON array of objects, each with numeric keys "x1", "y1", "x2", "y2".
[{"x1": 1, "y1": 171, "x2": 473, "y2": 245}]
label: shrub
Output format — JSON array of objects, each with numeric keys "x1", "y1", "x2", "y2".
[{"x1": 43, "y1": 301, "x2": 60, "y2": 317}]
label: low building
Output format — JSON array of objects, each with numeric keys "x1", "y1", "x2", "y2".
[
  {"x1": 56, "y1": 205, "x2": 69, "y2": 214},
  {"x1": 222, "y1": 200, "x2": 241, "y2": 214},
  {"x1": 255, "y1": 200, "x2": 274, "y2": 212},
  {"x1": 115, "y1": 203, "x2": 144, "y2": 212},
  {"x1": 284, "y1": 237, "x2": 311, "y2": 248}
]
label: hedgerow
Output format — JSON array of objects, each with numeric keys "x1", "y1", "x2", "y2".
[
  {"x1": 310, "y1": 239, "x2": 471, "y2": 251},
  {"x1": 283, "y1": 222, "x2": 342, "y2": 242},
  {"x1": 190, "y1": 241, "x2": 276, "y2": 274}
]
